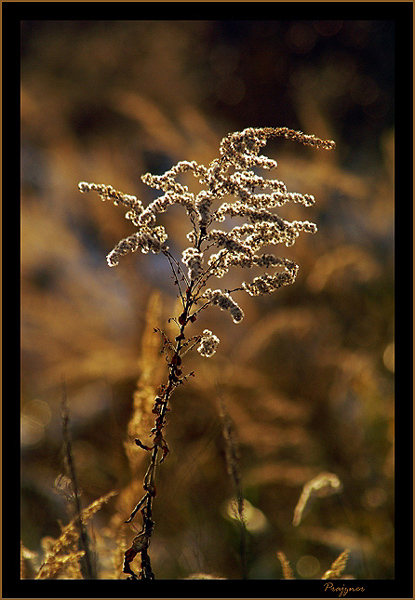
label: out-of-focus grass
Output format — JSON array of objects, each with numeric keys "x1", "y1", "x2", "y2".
[{"x1": 21, "y1": 20, "x2": 394, "y2": 579}]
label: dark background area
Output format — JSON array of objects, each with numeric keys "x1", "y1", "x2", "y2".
[{"x1": 19, "y1": 17, "x2": 400, "y2": 581}]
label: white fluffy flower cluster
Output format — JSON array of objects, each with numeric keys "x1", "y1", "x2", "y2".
[
  {"x1": 182, "y1": 247, "x2": 204, "y2": 281},
  {"x1": 106, "y1": 226, "x2": 168, "y2": 267},
  {"x1": 219, "y1": 127, "x2": 335, "y2": 169},
  {"x1": 202, "y1": 289, "x2": 244, "y2": 323},
  {"x1": 197, "y1": 329, "x2": 220, "y2": 358},
  {"x1": 207, "y1": 251, "x2": 299, "y2": 291},
  {"x1": 79, "y1": 127, "x2": 335, "y2": 313},
  {"x1": 78, "y1": 181, "x2": 169, "y2": 266}
]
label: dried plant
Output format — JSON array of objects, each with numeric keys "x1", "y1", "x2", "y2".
[
  {"x1": 293, "y1": 471, "x2": 343, "y2": 527},
  {"x1": 321, "y1": 549, "x2": 350, "y2": 579},
  {"x1": 35, "y1": 491, "x2": 117, "y2": 579},
  {"x1": 277, "y1": 549, "x2": 350, "y2": 580},
  {"x1": 218, "y1": 393, "x2": 248, "y2": 578},
  {"x1": 58, "y1": 377, "x2": 97, "y2": 578},
  {"x1": 277, "y1": 551, "x2": 295, "y2": 579},
  {"x1": 79, "y1": 127, "x2": 335, "y2": 579}
]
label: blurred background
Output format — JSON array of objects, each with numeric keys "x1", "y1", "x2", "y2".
[{"x1": 21, "y1": 20, "x2": 394, "y2": 579}]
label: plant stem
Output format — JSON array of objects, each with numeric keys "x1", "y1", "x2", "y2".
[
  {"x1": 123, "y1": 271, "x2": 199, "y2": 579},
  {"x1": 61, "y1": 377, "x2": 97, "y2": 579}
]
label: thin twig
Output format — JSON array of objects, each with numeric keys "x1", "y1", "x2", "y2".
[
  {"x1": 218, "y1": 393, "x2": 248, "y2": 579},
  {"x1": 163, "y1": 249, "x2": 188, "y2": 306},
  {"x1": 60, "y1": 376, "x2": 97, "y2": 579}
]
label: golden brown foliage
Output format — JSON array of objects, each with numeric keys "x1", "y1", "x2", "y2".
[
  {"x1": 277, "y1": 551, "x2": 295, "y2": 579},
  {"x1": 278, "y1": 549, "x2": 350, "y2": 579},
  {"x1": 322, "y1": 549, "x2": 350, "y2": 580},
  {"x1": 34, "y1": 492, "x2": 116, "y2": 579}
]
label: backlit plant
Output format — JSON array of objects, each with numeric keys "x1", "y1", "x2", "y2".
[{"x1": 79, "y1": 126, "x2": 335, "y2": 579}]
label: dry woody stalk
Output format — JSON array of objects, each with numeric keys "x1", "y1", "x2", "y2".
[{"x1": 79, "y1": 126, "x2": 335, "y2": 579}]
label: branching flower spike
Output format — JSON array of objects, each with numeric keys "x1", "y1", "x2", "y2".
[{"x1": 79, "y1": 127, "x2": 335, "y2": 579}]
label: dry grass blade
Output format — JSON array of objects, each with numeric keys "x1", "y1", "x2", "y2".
[
  {"x1": 277, "y1": 551, "x2": 295, "y2": 579},
  {"x1": 60, "y1": 376, "x2": 96, "y2": 578},
  {"x1": 321, "y1": 549, "x2": 350, "y2": 579},
  {"x1": 126, "y1": 291, "x2": 164, "y2": 453},
  {"x1": 20, "y1": 542, "x2": 38, "y2": 579},
  {"x1": 218, "y1": 394, "x2": 247, "y2": 579},
  {"x1": 293, "y1": 472, "x2": 342, "y2": 527},
  {"x1": 35, "y1": 491, "x2": 117, "y2": 579},
  {"x1": 37, "y1": 551, "x2": 86, "y2": 580}
]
